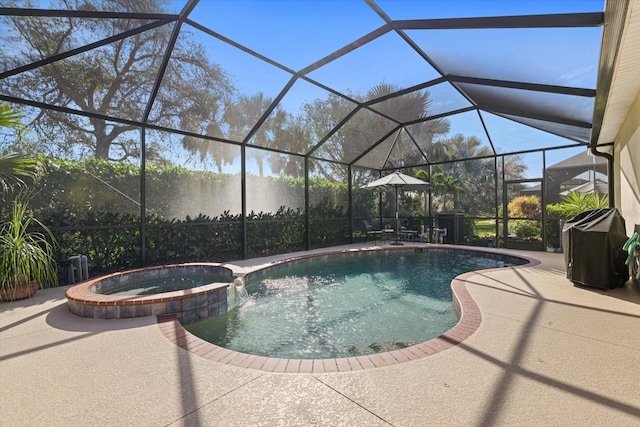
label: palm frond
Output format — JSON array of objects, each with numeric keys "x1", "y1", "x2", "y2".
[
  {"x1": 0, "y1": 154, "x2": 45, "y2": 193},
  {"x1": 0, "y1": 102, "x2": 25, "y2": 130},
  {"x1": 558, "y1": 191, "x2": 609, "y2": 219}
]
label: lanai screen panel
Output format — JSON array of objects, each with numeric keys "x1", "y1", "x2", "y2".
[
  {"x1": 315, "y1": 107, "x2": 398, "y2": 165},
  {"x1": 403, "y1": 120, "x2": 450, "y2": 162},
  {"x1": 1, "y1": 23, "x2": 174, "y2": 123},
  {"x1": 497, "y1": 114, "x2": 592, "y2": 145},
  {"x1": 482, "y1": 112, "x2": 586, "y2": 154},
  {"x1": 308, "y1": 158, "x2": 350, "y2": 248},
  {"x1": 0, "y1": 14, "x2": 173, "y2": 74},
  {"x1": 367, "y1": 81, "x2": 471, "y2": 124},
  {"x1": 188, "y1": 0, "x2": 382, "y2": 72},
  {"x1": 418, "y1": 82, "x2": 474, "y2": 118},
  {"x1": 432, "y1": 111, "x2": 494, "y2": 161},
  {"x1": 51, "y1": 120, "x2": 142, "y2": 219},
  {"x1": 404, "y1": 25, "x2": 600, "y2": 88},
  {"x1": 245, "y1": 147, "x2": 304, "y2": 215},
  {"x1": 509, "y1": 151, "x2": 544, "y2": 180},
  {"x1": 384, "y1": 129, "x2": 427, "y2": 169},
  {"x1": 255, "y1": 79, "x2": 347, "y2": 156},
  {"x1": 455, "y1": 83, "x2": 595, "y2": 142},
  {"x1": 306, "y1": 31, "x2": 442, "y2": 101},
  {"x1": 354, "y1": 130, "x2": 401, "y2": 170},
  {"x1": 308, "y1": 159, "x2": 349, "y2": 216},
  {"x1": 145, "y1": 129, "x2": 242, "y2": 219},
  {"x1": 375, "y1": 0, "x2": 602, "y2": 19},
  {"x1": 463, "y1": 158, "x2": 496, "y2": 216}
]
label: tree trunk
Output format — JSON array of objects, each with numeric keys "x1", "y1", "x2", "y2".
[{"x1": 93, "y1": 120, "x2": 111, "y2": 159}]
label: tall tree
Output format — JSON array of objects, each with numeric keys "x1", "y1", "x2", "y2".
[
  {"x1": 302, "y1": 92, "x2": 356, "y2": 181},
  {"x1": 1, "y1": 0, "x2": 234, "y2": 164}
]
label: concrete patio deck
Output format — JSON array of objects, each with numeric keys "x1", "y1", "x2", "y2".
[{"x1": 1, "y1": 244, "x2": 639, "y2": 426}]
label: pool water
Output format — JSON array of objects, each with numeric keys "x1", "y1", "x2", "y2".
[
  {"x1": 105, "y1": 273, "x2": 231, "y2": 296},
  {"x1": 186, "y1": 250, "x2": 524, "y2": 359}
]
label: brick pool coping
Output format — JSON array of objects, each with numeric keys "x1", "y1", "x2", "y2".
[{"x1": 157, "y1": 246, "x2": 540, "y2": 373}]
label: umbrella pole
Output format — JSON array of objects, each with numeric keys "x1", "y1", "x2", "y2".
[{"x1": 391, "y1": 185, "x2": 403, "y2": 245}]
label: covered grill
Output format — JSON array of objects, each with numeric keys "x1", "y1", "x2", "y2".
[{"x1": 562, "y1": 208, "x2": 628, "y2": 289}]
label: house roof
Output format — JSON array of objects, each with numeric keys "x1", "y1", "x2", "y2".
[
  {"x1": 559, "y1": 180, "x2": 609, "y2": 196},
  {"x1": 546, "y1": 150, "x2": 607, "y2": 171}
]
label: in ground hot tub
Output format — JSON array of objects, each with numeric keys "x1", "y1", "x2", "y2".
[{"x1": 65, "y1": 263, "x2": 234, "y2": 323}]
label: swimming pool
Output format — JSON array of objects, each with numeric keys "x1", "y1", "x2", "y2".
[{"x1": 185, "y1": 249, "x2": 526, "y2": 359}]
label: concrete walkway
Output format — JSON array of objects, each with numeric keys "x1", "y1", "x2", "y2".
[{"x1": 2, "y1": 245, "x2": 639, "y2": 426}]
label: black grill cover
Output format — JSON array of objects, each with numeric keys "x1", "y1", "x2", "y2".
[{"x1": 562, "y1": 208, "x2": 628, "y2": 289}]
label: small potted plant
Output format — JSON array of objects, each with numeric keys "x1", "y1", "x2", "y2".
[{"x1": 0, "y1": 192, "x2": 58, "y2": 301}]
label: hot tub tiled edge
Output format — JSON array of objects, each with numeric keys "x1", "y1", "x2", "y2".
[{"x1": 65, "y1": 263, "x2": 232, "y2": 323}]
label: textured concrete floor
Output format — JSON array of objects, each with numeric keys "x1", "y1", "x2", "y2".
[{"x1": 1, "y1": 244, "x2": 639, "y2": 426}]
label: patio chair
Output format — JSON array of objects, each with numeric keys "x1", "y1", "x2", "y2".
[{"x1": 364, "y1": 220, "x2": 383, "y2": 243}]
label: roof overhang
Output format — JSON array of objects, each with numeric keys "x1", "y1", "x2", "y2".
[{"x1": 592, "y1": 0, "x2": 640, "y2": 147}]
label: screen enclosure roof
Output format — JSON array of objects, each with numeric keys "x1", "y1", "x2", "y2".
[{"x1": 0, "y1": 0, "x2": 612, "y2": 172}]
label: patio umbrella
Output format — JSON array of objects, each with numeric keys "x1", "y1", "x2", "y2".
[{"x1": 364, "y1": 172, "x2": 430, "y2": 245}]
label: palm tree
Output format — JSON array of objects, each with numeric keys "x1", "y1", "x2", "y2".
[
  {"x1": 415, "y1": 168, "x2": 431, "y2": 214},
  {"x1": 225, "y1": 93, "x2": 285, "y2": 176},
  {"x1": 269, "y1": 118, "x2": 312, "y2": 178},
  {"x1": 365, "y1": 83, "x2": 449, "y2": 169},
  {"x1": 431, "y1": 172, "x2": 463, "y2": 212},
  {"x1": 0, "y1": 102, "x2": 44, "y2": 193},
  {"x1": 179, "y1": 102, "x2": 238, "y2": 173},
  {"x1": 430, "y1": 134, "x2": 496, "y2": 213}
]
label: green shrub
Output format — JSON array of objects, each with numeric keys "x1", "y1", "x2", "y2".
[
  {"x1": 510, "y1": 219, "x2": 541, "y2": 239},
  {"x1": 545, "y1": 204, "x2": 564, "y2": 249},
  {"x1": 10, "y1": 157, "x2": 409, "y2": 276},
  {"x1": 554, "y1": 192, "x2": 609, "y2": 219}
]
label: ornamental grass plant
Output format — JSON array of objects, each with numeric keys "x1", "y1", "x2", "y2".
[{"x1": 0, "y1": 192, "x2": 58, "y2": 301}]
